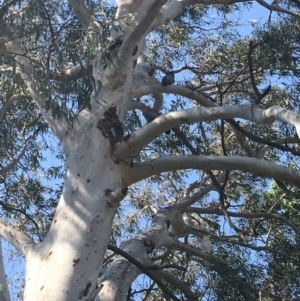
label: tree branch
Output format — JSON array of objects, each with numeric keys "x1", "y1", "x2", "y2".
[
  {"x1": 127, "y1": 155, "x2": 300, "y2": 188},
  {"x1": 0, "y1": 143, "x2": 27, "y2": 176},
  {"x1": 186, "y1": 207, "x2": 300, "y2": 234},
  {"x1": 187, "y1": 224, "x2": 295, "y2": 260},
  {"x1": 228, "y1": 119, "x2": 300, "y2": 156},
  {"x1": 117, "y1": 0, "x2": 167, "y2": 70},
  {"x1": 1, "y1": 22, "x2": 68, "y2": 143},
  {"x1": 150, "y1": 0, "x2": 249, "y2": 31},
  {"x1": 133, "y1": 83, "x2": 216, "y2": 107},
  {"x1": 154, "y1": 270, "x2": 197, "y2": 300},
  {"x1": 0, "y1": 95, "x2": 31, "y2": 122},
  {"x1": 257, "y1": 136, "x2": 299, "y2": 156},
  {"x1": 107, "y1": 244, "x2": 180, "y2": 301},
  {"x1": 115, "y1": 104, "x2": 300, "y2": 160},
  {"x1": 247, "y1": 41, "x2": 272, "y2": 105},
  {"x1": 256, "y1": 0, "x2": 300, "y2": 17},
  {"x1": 0, "y1": 220, "x2": 35, "y2": 255},
  {"x1": 132, "y1": 83, "x2": 300, "y2": 158},
  {"x1": 68, "y1": 0, "x2": 91, "y2": 30}
]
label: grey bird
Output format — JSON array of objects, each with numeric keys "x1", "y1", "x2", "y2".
[
  {"x1": 142, "y1": 106, "x2": 170, "y2": 135},
  {"x1": 161, "y1": 71, "x2": 175, "y2": 86}
]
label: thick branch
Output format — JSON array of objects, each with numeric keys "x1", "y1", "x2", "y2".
[
  {"x1": 150, "y1": 0, "x2": 249, "y2": 31},
  {"x1": 132, "y1": 84, "x2": 300, "y2": 158},
  {"x1": 107, "y1": 244, "x2": 180, "y2": 301},
  {"x1": 68, "y1": 0, "x2": 91, "y2": 30},
  {"x1": 117, "y1": 0, "x2": 167, "y2": 70},
  {"x1": 126, "y1": 155, "x2": 300, "y2": 188},
  {"x1": 133, "y1": 83, "x2": 216, "y2": 107},
  {"x1": 97, "y1": 207, "x2": 177, "y2": 301},
  {"x1": 115, "y1": 104, "x2": 299, "y2": 160},
  {"x1": 0, "y1": 220, "x2": 35, "y2": 255},
  {"x1": 49, "y1": 64, "x2": 93, "y2": 81}
]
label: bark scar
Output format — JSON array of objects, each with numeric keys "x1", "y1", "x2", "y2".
[
  {"x1": 78, "y1": 281, "x2": 92, "y2": 299},
  {"x1": 72, "y1": 257, "x2": 80, "y2": 266},
  {"x1": 97, "y1": 105, "x2": 124, "y2": 148}
]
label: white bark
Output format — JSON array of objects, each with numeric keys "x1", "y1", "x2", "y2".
[
  {"x1": 115, "y1": 104, "x2": 300, "y2": 160},
  {"x1": 18, "y1": 2, "x2": 163, "y2": 300},
  {"x1": 97, "y1": 207, "x2": 190, "y2": 301},
  {"x1": 97, "y1": 239, "x2": 152, "y2": 301},
  {"x1": 23, "y1": 139, "x2": 128, "y2": 300},
  {"x1": 97, "y1": 191, "x2": 216, "y2": 301},
  {"x1": 2, "y1": 1, "x2": 159, "y2": 299},
  {"x1": 0, "y1": 240, "x2": 11, "y2": 301},
  {"x1": 127, "y1": 155, "x2": 300, "y2": 188},
  {"x1": 68, "y1": 0, "x2": 91, "y2": 30},
  {"x1": 0, "y1": 221, "x2": 34, "y2": 255}
]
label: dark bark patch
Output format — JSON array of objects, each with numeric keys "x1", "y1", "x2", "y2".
[
  {"x1": 132, "y1": 45, "x2": 138, "y2": 56},
  {"x1": 97, "y1": 105, "x2": 124, "y2": 148},
  {"x1": 79, "y1": 281, "x2": 92, "y2": 299},
  {"x1": 104, "y1": 189, "x2": 112, "y2": 196},
  {"x1": 180, "y1": 116, "x2": 188, "y2": 122},
  {"x1": 72, "y1": 257, "x2": 80, "y2": 266},
  {"x1": 124, "y1": 133, "x2": 130, "y2": 142},
  {"x1": 148, "y1": 64, "x2": 155, "y2": 76},
  {"x1": 133, "y1": 59, "x2": 137, "y2": 69},
  {"x1": 121, "y1": 187, "x2": 128, "y2": 195},
  {"x1": 144, "y1": 239, "x2": 155, "y2": 253},
  {"x1": 108, "y1": 38, "x2": 123, "y2": 51}
]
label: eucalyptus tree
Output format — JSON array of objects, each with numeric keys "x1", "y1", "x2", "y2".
[{"x1": 0, "y1": 0, "x2": 300, "y2": 301}]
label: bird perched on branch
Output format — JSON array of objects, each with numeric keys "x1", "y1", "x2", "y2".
[
  {"x1": 142, "y1": 106, "x2": 170, "y2": 135},
  {"x1": 161, "y1": 71, "x2": 175, "y2": 86}
]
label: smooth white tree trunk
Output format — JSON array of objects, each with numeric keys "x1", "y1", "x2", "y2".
[
  {"x1": 23, "y1": 153, "x2": 122, "y2": 299},
  {"x1": 0, "y1": 240, "x2": 10, "y2": 301}
]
